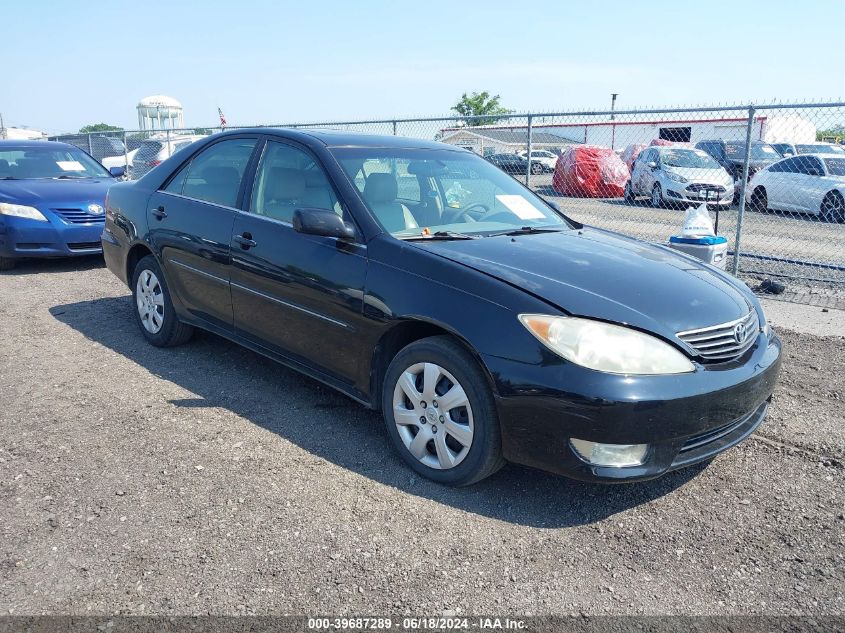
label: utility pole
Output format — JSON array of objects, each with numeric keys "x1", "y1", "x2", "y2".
[
  {"x1": 0, "y1": 112, "x2": 5, "y2": 140},
  {"x1": 610, "y1": 93, "x2": 618, "y2": 150}
]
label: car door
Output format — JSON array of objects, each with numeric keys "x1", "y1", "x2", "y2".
[
  {"x1": 792, "y1": 156, "x2": 828, "y2": 214},
  {"x1": 763, "y1": 157, "x2": 796, "y2": 211},
  {"x1": 773, "y1": 157, "x2": 810, "y2": 213},
  {"x1": 229, "y1": 139, "x2": 368, "y2": 384},
  {"x1": 148, "y1": 136, "x2": 258, "y2": 330},
  {"x1": 636, "y1": 149, "x2": 657, "y2": 193}
]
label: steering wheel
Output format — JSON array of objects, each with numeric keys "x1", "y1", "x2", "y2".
[{"x1": 441, "y1": 202, "x2": 490, "y2": 225}]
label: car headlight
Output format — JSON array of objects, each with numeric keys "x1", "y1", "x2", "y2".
[
  {"x1": 0, "y1": 202, "x2": 48, "y2": 222},
  {"x1": 519, "y1": 314, "x2": 695, "y2": 375},
  {"x1": 664, "y1": 170, "x2": 688, "y2": 183}
]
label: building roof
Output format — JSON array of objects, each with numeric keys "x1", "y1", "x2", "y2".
[{"x1": 441, "y1": 127, "x2": 577, "y2": 145}]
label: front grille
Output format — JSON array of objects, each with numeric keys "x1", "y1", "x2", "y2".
[
  {"x1": 53, "y1": 208, "x2": 105, "y2": 224},
  {"x1": 677, "y1": 311, "x2": 760, "y2": 362},
  {"x1": 680, "y1": 416, "x2": 748, "y2": 453},
  {"x1": 686, "y1": 183, "x2": 726, "y2": 193},
  {"x1": 67, "y1": 241, "x2": 102, "y2": 251}
]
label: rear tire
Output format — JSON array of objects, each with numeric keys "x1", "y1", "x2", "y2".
[
  {"x1": 0, "y1": 257, "x2": 16, "y2": 271},
  {"x1": 624, "y1": 181, "x2": 636, "y2": 203},
  {"x1": 382, "y1": 336, "x2": 505, "y2": 486},
  {"x1": 131, "y1": 255, "x2": 194, "y2": 347},
  {"x1": 820, "y1": 191, "x2": 845, "y2": 223},
  {"x1": 750, "y1": 186, "x2": 768, "y2": 213}
]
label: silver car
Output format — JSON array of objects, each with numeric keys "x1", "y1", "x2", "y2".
[
  {"x1": 129, "y1": 134, "x2": 207, "y2": 180},
  {"x1": 626, "y1": 146, "x2": 734, "y2": 209}
]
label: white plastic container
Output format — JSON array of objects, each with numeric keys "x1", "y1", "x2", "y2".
[{"x1": 668, "y1": 235, "x2": 728, "y2": 269}]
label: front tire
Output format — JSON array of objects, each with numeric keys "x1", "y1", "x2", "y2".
[
  {"x1": 821, "y1": 191, "x2": 845, "y2": 223},
  {"x1": 651, "y1": 183, "x2": 664, "y2": 208},
  {"x1": 131, "y1": 255, "x2": 194, "y2": 347},
  {"x1": 382, "y1": 336, "x2": 504, "y2": 486},
  {"x1": 750, "y1": 186, "x2": 768, "y2": 213}
]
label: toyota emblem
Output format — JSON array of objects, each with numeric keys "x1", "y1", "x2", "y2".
[
  {"x1": 88, "y1": 203, "x2": 104, "y2": 215},
  {"x1": 733, "y1": 323, "x2": 744, "y2": 344}
]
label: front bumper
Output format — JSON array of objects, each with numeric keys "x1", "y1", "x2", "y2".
[
  {"x1": 0, "y1": 215, "x2": 104, "y2": 259},
  {"x1": 665, "y1": 184, "x2": 734, "y2": 206},
  {"x1": 486, "y1": 331, "x2": 782, "y2": 483}
]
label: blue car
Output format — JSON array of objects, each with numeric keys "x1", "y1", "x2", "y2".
[{"x1": 0, "y1": 140, "x2": 123, "y2": 270}]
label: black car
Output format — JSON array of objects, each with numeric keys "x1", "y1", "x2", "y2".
[
  {"x1": 102, "y1": 129, "x2": 782, "y2": 486},
  {"x1": 486, "y1": 152, "x2": 542, "y2": 176},
  {"x1": 695, "y1": 139, "x2": 781, "y2": 201}
]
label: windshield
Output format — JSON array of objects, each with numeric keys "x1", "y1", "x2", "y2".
[
  {"x1": 332, "y1": 148, "x2": 570, "y2": 237},
  {"x1": 0, "y1": 146, "x2": 110, "y2": 179},
  {"x1": 824, "y1": 158, "x2": 845, "y2": 176},
  {"x1": 796, "y1": 144, "x2": 845, "y2": 155},
  {"x1": 724, "y1": 143, "x2": 780, "y2": 161},
  {"x1": 660, "y1": 148, "x2": 720, "y2": 169}
]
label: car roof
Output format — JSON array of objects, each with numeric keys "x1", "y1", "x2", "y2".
[
  {"x1": 0, "y1": 139, "x2": 77, "y2": 150},
  {"x1": 211, "y1": 127, "x2": 465, "y2": 151}
]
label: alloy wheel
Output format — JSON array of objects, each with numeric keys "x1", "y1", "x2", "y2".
[
  {"x1": 136, "y1": 269, "x2": 165, "y2": 334},
  {"x1": 651, "y1": 184, "x2": 662, "y2": 208},
  {"x1": 392, "y1": 362, "x2": 474, "y2": 470}
]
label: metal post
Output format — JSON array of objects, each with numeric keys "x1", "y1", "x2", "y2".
[
  {"x1": 732, "y1": 105, "x2": 756, "y2": 276},
  {"x1": 166, "y1": 129, "x2": 171, "y2": 158},
  {"x1": 87, "y1": 133, "x2": 93, "y2": 155},
  {"x1": 525, "y1": 114, "x2": 533, "y2": 188},
  {"x1": 392, "y1": 120, "x2": 397, "y2": 136},
  {"x1": 123, "y1": 130, "x2": 129, "y2": 173},
  {"x1": 610, "y1": 93, "x2": 618, "y2": 150}
]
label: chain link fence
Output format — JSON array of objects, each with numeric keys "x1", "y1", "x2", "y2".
[{"x1": 49, "y1": 102, "x2": 845, "y2": 307}]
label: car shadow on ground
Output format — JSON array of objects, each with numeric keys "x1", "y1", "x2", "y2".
[
  {"x1": 50, "y1": 295, "x2": 707, "y2": 529},
  {"x1": 2, "y1": 254, "x2": 105, "y2": 275}
]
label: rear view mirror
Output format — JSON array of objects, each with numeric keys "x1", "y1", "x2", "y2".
[
  {"x1": 109, "y1": 166, "x2": 126, "y2": 178},
  {"x1": 292, "y1": 208, "x2": 355, "y2": 240}
]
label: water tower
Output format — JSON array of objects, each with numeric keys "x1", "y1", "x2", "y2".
[{"x1": 137, "y1": 95, "x2": 184, "y2": 131}]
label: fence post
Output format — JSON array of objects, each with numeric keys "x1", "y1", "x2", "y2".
[
  {"x1": 392, "y1": 120, "x2": 397, "y2": 136},
  {"x1": 122, "y1": 130, "x2": 129, "y2": 173},
  {"x1": 525, "y1": 114, "x2": 533, "y2": 188},
  {"x1": 166, "y1": 129, "x2": 171, "y2": 158},
  {"x1": 87, "y1": 133, "x2": 93, "y2": 155},
  {"x1": 732, "y1": 105, "x2": 755, "y2": 275}
]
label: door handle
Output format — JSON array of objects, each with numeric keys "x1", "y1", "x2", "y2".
[
  {"x1": 234, "y1": 232, "x2": 256, "y2": 249},
  {"x1": 152, "y1": 205, "x2": 167, "y2": 220}
]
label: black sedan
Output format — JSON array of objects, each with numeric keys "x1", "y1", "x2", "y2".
[
  {"x1": 102, "y1": 129, "x2": 782, "y2": 486},
  {"x1": 486, "y1": 152, "x2": 545, "y2": 176}
]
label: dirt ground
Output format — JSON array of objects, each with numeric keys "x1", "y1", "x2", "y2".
[{"x1": 1, "y1": 257, "x2": 842, "y2": 616}]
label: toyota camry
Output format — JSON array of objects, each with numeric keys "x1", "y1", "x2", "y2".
[
  {"x1": 0, "y1": 140, "x2": 125, "y2": 270},
  {"x1": 102, "y1": 129, "x2": 782, "y2": 486}
]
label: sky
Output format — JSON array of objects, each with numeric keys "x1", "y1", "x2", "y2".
[{"x1": 3, "y1": 0, "x2": 843, "y2": 133}]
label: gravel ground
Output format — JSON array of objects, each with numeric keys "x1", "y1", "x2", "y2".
[{"x1": 1, "y1": 257, "x2": 843, "y2": 617}]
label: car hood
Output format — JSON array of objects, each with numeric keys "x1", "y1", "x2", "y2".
[
  {"x1": 665, "y1": 166, "x2": 732, "y2": 185},
  {"x1": 415, "y1": 228, "x2": 752, "y2": 339},
  {"x1": 0, "y1": 178, "x2": 114, "y2": 207}
]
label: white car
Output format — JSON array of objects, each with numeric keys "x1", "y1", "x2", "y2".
[
  {"x1": 746, "y1": 153, "x2": 845, "y2": 223},
  {"x1": 625, "y1": 146, "x2": 734, "y2": 209},
  {"x1": 517, "y1": 149, "x2": 558, "y2": 173},
  {"x1": 101, "y1": 148, "x2": 138, "y2": 172},
  {"x1": 129, "y1": 134, "x2": 207, "y2": 180}
]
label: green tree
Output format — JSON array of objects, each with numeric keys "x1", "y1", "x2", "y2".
[
  {"x1": 78, "y1": 123, "x2": 124, "y2": 134},
  {"x1": 451, "y1": 91, "x2": 511, "y2": 127},
  {"x1": 817, "y1": 124, "x2": 845, "y2": 141},
  {"x1": 193, "y1": 128, "x2": 213, "y2": 136}
]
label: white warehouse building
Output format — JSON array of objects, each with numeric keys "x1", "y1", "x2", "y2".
[{"x1": 441, "y1": 114, "x2": 816, "y2": 153}]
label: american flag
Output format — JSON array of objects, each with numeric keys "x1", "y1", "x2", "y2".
[{"x1": 218, "y1": 107, "x2": 227, "y2": 129}]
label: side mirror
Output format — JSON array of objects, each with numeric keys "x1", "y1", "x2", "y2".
[
  {"x1": 109, "y1": 166, "x2": 126, "y2": 178},
  {"x1": 292, "y1": 208, "x2": 356, "y2": 240},
  {"x1": 648, "y1": 161, "x2": 658, "y2": 170}
]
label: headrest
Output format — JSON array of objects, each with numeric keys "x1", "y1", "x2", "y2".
[
  {"x1": 364, "y1": 173, "x2": 398, "y2": 203},
  {"x1": 201, "y1": 165, "x2": 239, "y2": 183},
  {"x1": 267, "y1": 167, "x2": 306, "y2": 200}
]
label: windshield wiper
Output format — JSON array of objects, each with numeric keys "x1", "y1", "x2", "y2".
[
  {"x1": 487, "y1": 226, "x2": 564, "y2": 237},
  {"x1": 399, "y1": 230, "x2": 477, "y2": 241},
  {"x1": 54, "y1": 175, "x2": 89, "y2": 179}
]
